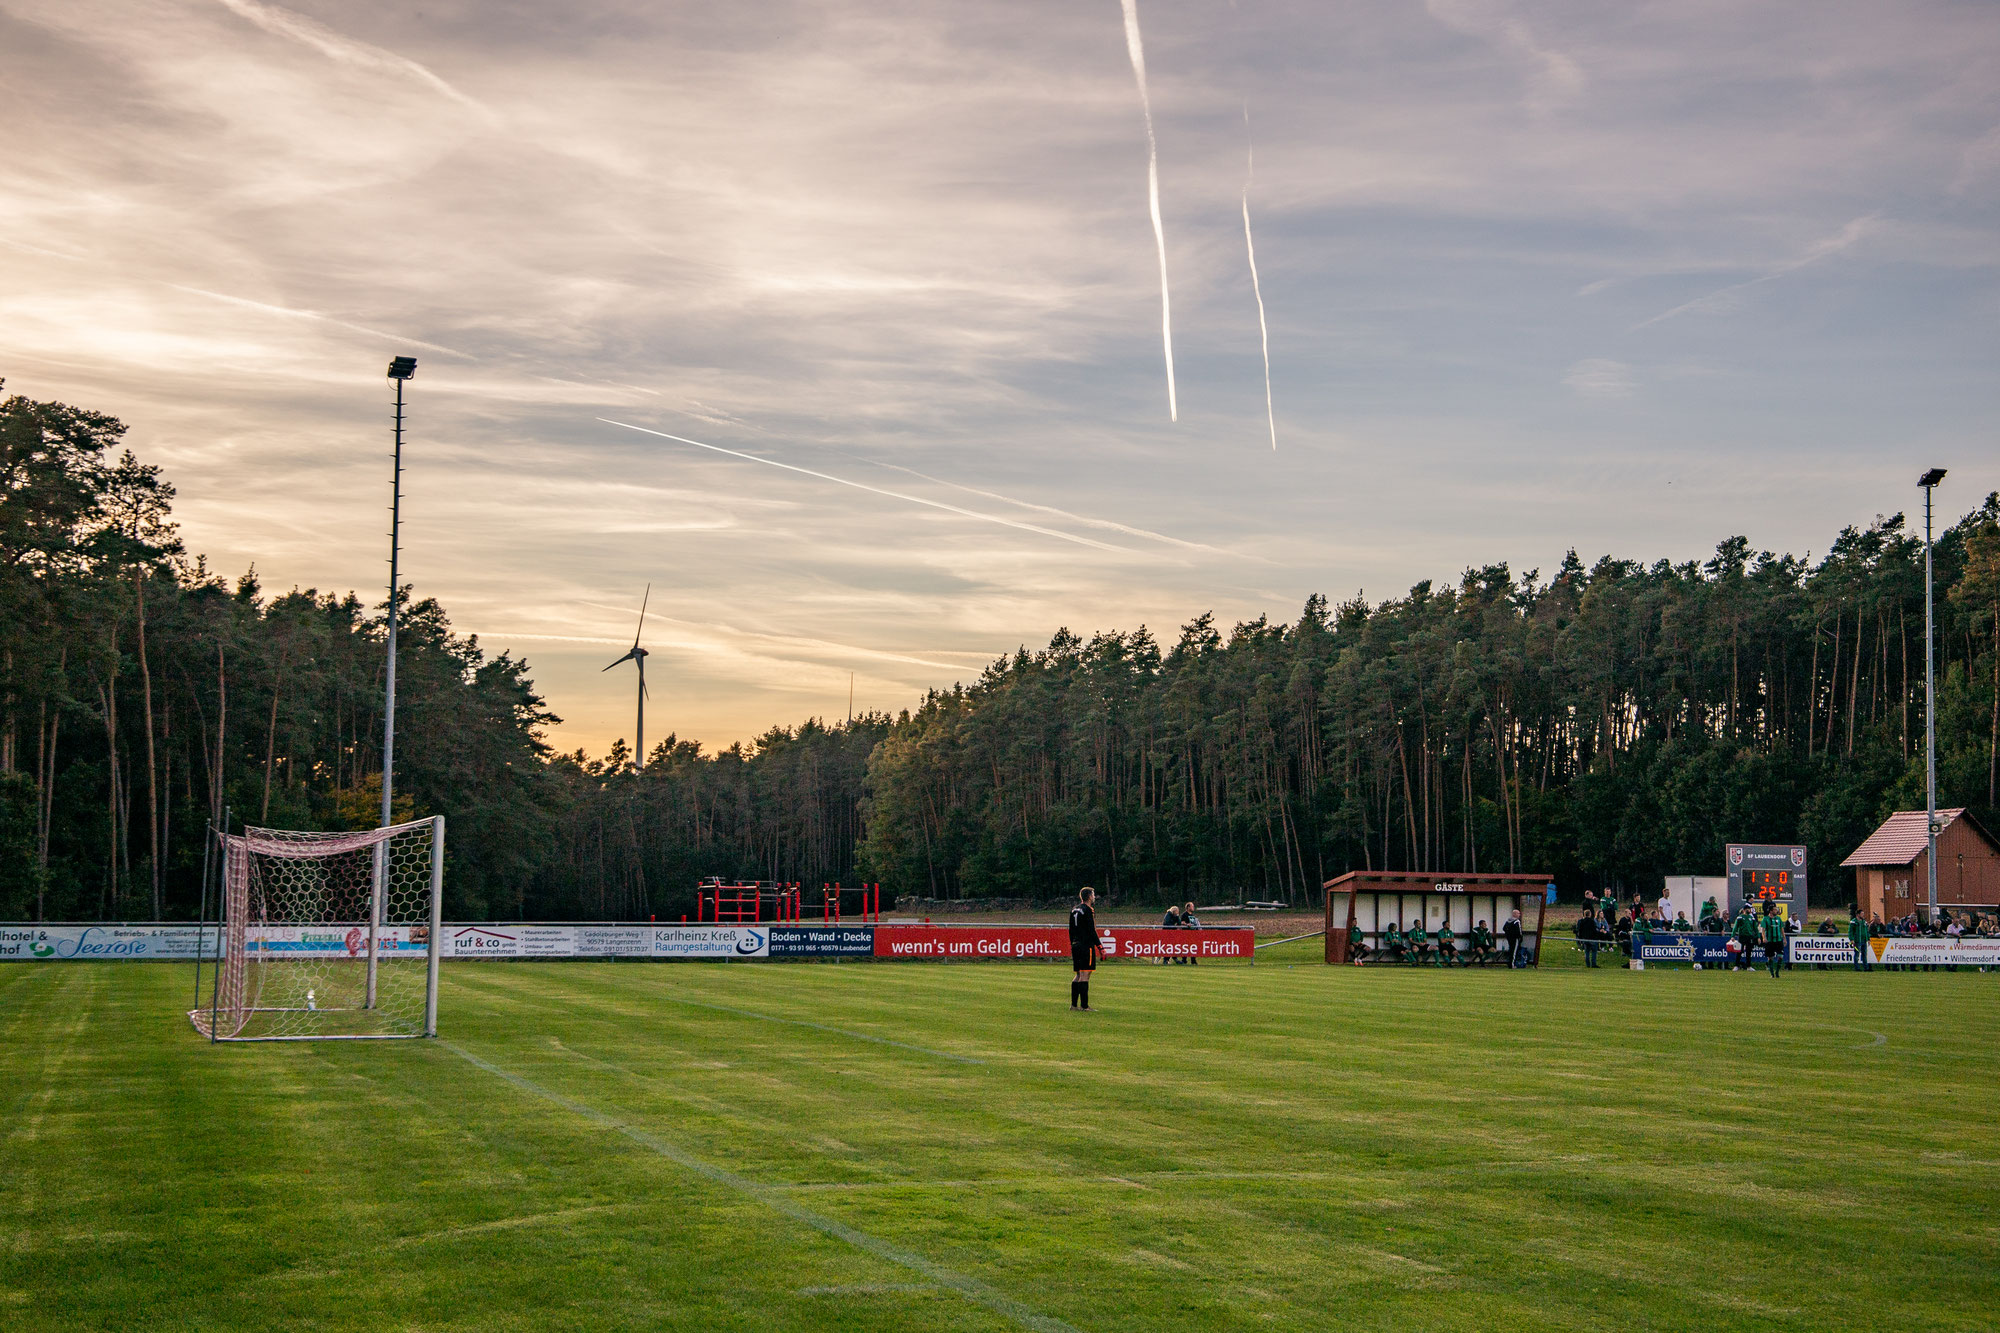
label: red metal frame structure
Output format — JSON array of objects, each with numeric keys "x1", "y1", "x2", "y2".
[
  {"x1": 819, "y1": 882, "x2": 881, "y2": 923},
  {"x1": 1323, "y1": 872, "x2": 1550, "y2": 966},
  {"x1": 695, "y1": 880, "x2": 802, "y2": 923},
  {"x1": 692, "y1": 879, "x2": 882, "y2": 924}
]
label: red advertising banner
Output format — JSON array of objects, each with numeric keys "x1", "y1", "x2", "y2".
[{"x1": 872, "y1": 925, "x2": 1254, "y2": 961}]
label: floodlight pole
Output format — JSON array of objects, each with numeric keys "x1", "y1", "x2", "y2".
[
  {"x1": 374, "y1": 357, "x2": 417, "y2": 1008},
  {"x1": 1921, "y1": 467, "x2": 1946, "y2": 922}
]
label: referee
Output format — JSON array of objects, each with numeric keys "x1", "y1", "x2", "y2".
[{"x1": 1069, "y1": 887, "x2": 1102, "y2": 1011}]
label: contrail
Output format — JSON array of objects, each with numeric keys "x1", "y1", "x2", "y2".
[
  {"x1": 211, "y1": 0, "x2": 490, "y2": 117},
  {"x1": 169, "y1": 285, "x2": 473, "y2": 358},
  {"x1": 1242, "y1": 106, "x2": 1276, "y2": 450},
  {"x1": 599, "y1": 419, "x2": 1130, "y2": 554},
  {"x1": 1120, "y1": 0, "x2": 1177, "y2": 422},
  {"x1": 860, "y1": 459, "x2": 1229, "y2": 556}
]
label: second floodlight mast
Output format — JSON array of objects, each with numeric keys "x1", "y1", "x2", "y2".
[
  {"x1": 373, "y1": 355, "x2": 416, "y2": 1009},
  {"x1": 603, "y1": 584, "x2": 652, "y2": 771},
  {"x1": 1920, "y1": 466, "x2": 1946, "y2": 922}
]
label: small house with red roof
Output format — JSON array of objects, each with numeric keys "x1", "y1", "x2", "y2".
[{"x1": 1841, "y1": 808, "x2": 2000, "y2": 920}]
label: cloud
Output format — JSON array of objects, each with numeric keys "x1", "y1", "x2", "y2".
[
  {"x1": 1423, "y1": 0, "x2": 1584, "y2": 113},
  {"x1": 1563, "y1": 358, "x2": 1636, "y2": 398},
  {"x1": 1, "y1": 0, "x2": 1995, "y2": 752}
]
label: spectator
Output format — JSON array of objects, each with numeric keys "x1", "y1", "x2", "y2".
[
  {"x1": 1700, "y1": 896, "x2": 1723, "y2": 931},
  {"x1": 1614, "y1": 913, "x2": 1635, "y2": 967},
  {"x1": 1157, "y1": 904, "x2": 1180, "y2": 963},
  {"x1": 1576, "y1": 912, "x2": 1603, "y2": 968},
  {"x1": 1179, "y1": 902, "x2": 1202, "y2": 966},
  {"x1": 1583, "y1": 890, "x2": 1601, "y2": 923},
  {"x1": 1503, "y1": 910, "x2": 1526, "y2": 968},
  {"x1": 1672, "y1": 911, "x2": 1692, "y2": 931}
]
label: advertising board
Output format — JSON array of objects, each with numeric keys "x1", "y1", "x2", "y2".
[
  {"x1": 0, "y1": 924, "x2": 220, "y2": 961},
  {"x1": 248, "y1": 925, "x2": 429, "y2": 958},
  {"x1": 1787, "y1": 936, "x2": 1857, "y2": 966},
  {"x1": 575, "y1": 925, "x2": 651, "y2": 957},
  {"x1": 651, "y1": 925, "x2": 770, "y2": 959},
  {"x1": 768, "y1": 925, "x2": 875, "y2": 958},
  {"x1": 872, "y1": 925, "x2": 1253, "y2": 961},
  {"x1": 1634, "y1": 932, "x2": 1782, "y2": 965},
  {"x1": 1869, "y1": 937, "x2": 2000, "y2": 967}
]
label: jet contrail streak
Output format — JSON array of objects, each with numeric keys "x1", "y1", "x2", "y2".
[
  {"x1": 1242, "y1": 108, "x2": 1276, "y2": 451},
  {"x1": 599, "y1": 419, "x2": 1130, "y2": 554},
  {"x1": 1120, "y1": 0, "x2": 1176, "y2": 422},
  {"x1": 862, "y1": 459, "x2": 1228, "y2": 556}
]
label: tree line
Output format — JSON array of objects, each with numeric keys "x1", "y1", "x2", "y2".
[{"x1": 3, "y1": 384, "x2": 1995, "y2": 919}]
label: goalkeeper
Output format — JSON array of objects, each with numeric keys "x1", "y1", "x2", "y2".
[{"x1": 1069, "y1": 887, "x2": 1102, "y2": 1011}]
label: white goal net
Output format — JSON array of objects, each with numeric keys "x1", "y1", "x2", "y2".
[{"x1": 190, "y1": 817, "x2": 444, "y2": 1041}]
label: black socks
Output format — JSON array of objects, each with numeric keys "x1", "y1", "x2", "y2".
[
  {"x1": 1070, "y1": 979, "x2": 1082, "y2": 1007},
  {"x1": 1080, "y1": 980, "x2": 1090, "y2": 1009}
]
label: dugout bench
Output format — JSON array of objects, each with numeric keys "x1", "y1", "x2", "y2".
[{"x1": 1323, "y1": 872, "x2": 1550, "y2": 967}]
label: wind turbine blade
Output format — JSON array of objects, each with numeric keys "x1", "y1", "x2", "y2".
[
  {"x1": 603, "y1": 649, "x2": 638, "y2": 671},
  {"x1": 633, "y1": 582, "x2": 650, "y2": 650}
]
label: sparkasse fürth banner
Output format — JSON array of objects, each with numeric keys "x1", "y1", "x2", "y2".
[{"x1": 872, "y1": 925, "x2": 1253, "y2": 961}]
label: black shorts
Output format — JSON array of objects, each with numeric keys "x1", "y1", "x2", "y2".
[{"x1": 1071, "y1": 946, "x2": 1096, "y2": 972}]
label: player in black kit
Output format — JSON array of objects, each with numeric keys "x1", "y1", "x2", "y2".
[{"x1": 1069, "y1": 887, "x2": 1101, "y2": 1010}]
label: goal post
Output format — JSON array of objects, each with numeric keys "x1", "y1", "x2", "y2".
[{"x1": 190, "y1": 816, "x2": 444, "y2": 1042}]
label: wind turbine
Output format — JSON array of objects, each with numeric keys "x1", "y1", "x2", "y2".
[{"x1": 603, "y1": 584, "x2": 652, "y2": 770}]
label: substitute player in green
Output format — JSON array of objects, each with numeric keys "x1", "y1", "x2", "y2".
[
  {"x1": 1759, "y1": 903, "x2": 1785, "y2": 978},
  {"x1": 1733, "y1": 906, "x2": 1760, "y2": 972},
  {"x1": 1434, "y1": 920, "x2": 1459, "y2": 966},
  {"x1": 1379, "y1": 922, "x2": 1406, "y2": 964},
  {"x1": 1467, "y1": 919, "x2": 1497, "y2": 966}
]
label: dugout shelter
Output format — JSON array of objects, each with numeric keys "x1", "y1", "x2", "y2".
[{"x1": 1324, "y1": 872, "x2": 1551, "y2": 966}]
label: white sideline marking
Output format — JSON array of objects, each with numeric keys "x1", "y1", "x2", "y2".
[{"x1": 442, "y1": 1043, "x2": 1078, "y2": 1333}]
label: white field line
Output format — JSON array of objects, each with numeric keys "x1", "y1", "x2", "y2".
[{"x1": 442, "y1": 1042, "x2": 1078, "y2": 1333}]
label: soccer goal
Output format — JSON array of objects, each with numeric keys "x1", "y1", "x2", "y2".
[{"x1": 190, "y1": 817, "x2": 444, "y2": 1041}]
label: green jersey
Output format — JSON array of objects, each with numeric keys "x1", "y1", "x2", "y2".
[
  {"x1": 1759, "y1": 914, "x2": 1784, "y2": 944},
  {"x1": 1847, "y1": 915, "x2": 1870, "y2": 945},
  {"x1": 1434, "y1": 926, "x2": 1454, "y2": 946},
  {"x1": 1380, "y1": 926, "x2": 1402, "y2": 949},
  {"x1": 1472, "y1": 926, "x2": 1494, "y2": 949},
  {"x1": 1734, "y1": 913, "x2": 1758, "y2": 940}
]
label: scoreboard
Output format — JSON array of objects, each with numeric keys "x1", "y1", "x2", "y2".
[{"x1": 1726, "y1": 844, "x2": 1808, "y2": 918}]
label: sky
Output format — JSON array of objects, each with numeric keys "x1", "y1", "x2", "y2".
[{"x1": 2, "y1": 0, "x2": 1995, "y2": 757}]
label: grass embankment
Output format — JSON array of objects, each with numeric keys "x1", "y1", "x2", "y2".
[{"x1": 2, "y1": 960, "x2": 1995, "y2": 1331}]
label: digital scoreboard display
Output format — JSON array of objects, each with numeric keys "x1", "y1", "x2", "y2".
[{"x1": 1727, "y1": 844, "x2": 1808, "y2": 918}]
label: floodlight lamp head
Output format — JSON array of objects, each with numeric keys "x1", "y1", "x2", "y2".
[
  {"x1": 387, "y1": 356, "x2": 418, "y2": 381},
  {"x1": 1918, "y1": 467, "x2": 1946, "y2": 488}
]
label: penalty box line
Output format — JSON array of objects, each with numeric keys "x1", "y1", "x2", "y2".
[{"x1": 441, "y1": 1042, "x2": 1077, "y2": 1333}]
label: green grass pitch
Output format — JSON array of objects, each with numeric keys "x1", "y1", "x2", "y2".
[{"x1": 3, "y1": 949, "x2": 1996, "y2": 1331}]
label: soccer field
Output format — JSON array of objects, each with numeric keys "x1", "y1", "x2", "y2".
[{"x1": 3, "y1": 953, "x2": 1996, "y2": 1332}]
